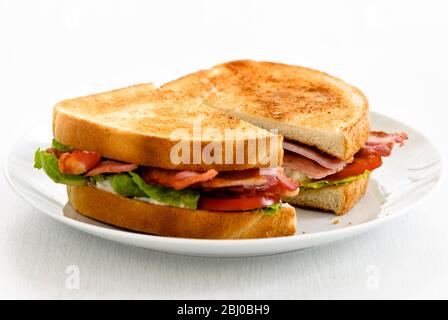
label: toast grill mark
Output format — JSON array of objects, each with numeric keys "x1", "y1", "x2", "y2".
[{"x1": 169, "y1": 118, "x2": 280, "y2": 166}]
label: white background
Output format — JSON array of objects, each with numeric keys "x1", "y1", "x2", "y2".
[{"x1": 1, "y1": 0, "x2": 447, "y2": 299}]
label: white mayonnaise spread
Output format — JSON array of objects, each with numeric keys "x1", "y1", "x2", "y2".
[
  {"x1": 95, "y1": 180, "x2": 116, "y2": 194},
  {"x1": 134, "y1": 197, "x2": 170, "y2": 207}
]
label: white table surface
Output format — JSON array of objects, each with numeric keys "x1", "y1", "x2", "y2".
[{"x1": 1, "y1": 0, "x2": 447, "y2": 299}]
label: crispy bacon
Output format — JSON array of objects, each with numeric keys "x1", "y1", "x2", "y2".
[
  {"x1": 85, "y1": 160, "x2": 138, "y2": 177},
  {"x1": 276, "y1": 174, "x2": 301, "y2": 191},
  {"x1": 58, "y1": 150, "x2": 101, "y2": 175},
  {"x1": 199, "y1": 168, "x2": 267, "y2": 189},
  {"x1": 141, "y1": 168, "x2": 218, "y2": 190},
  {"x1": 46, "y1": 148, "x2": 63, "y2": 159},
  {"x1": 364, "y1": 132, "x2": 408, "y2": 157},
  {"x1": 283, "y1": 140, "x2": 348, "y2": 170},
  {"x1": 199, "y1": 168, "x2": 299, "y2": 198},
  {"x1": 283, "y1": 131, "x2": 408, "y2": 181},
  {"x1": 326, "y1": 132, "x2": 408, "y2": 180},
  {"x1": 141, "y1": 167, "x2": 300, "y2": 199},
  {"x1": 200, "y1": 176, "x2": 299, "y2": 200},
  {"x1": 283, "y1": 151, "x2": 338, "y2": 179},
  {"x1": 200, "y1": 167, "x2": 298, "y2": 190}
]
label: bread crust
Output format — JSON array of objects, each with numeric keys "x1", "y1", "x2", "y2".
[
  {"x1": 340, "y1": 106, "x2": 370, "y2": 160},
  {"x1": 53, "y1": 84, "x2": 283, "y2": 171},
  {"x1": 164, "y1": 60, "x2": 370, "y2": 161},
  {"x1": 67, "y1": 186, "x2": 297, "y2": 239},
  {"x1": 283, "y1": 176, "x2": 369, "y2": 215}
]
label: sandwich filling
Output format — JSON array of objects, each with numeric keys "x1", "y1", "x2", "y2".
[
  {"x1": 34, "y1": 140, "x2": 299, "y2": 213},
  {"x1": 283, "y1": 132, "x2": 408, "y2": 188}
]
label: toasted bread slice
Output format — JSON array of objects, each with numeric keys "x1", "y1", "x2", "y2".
[
  {"x1": 67, "y1": 186, "x2": 297, "y2": 239},
  {"x1": 53, "y1": 84, "x2": 282, "y2": 171},
  {"x1": 283, "y1": 175, "x2": 369, "y2": 215},
  {"x1": 164, "y1": 60, "x2": 370, "y2": 161}
]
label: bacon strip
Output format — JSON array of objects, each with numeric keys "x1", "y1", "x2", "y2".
[
  {"x1": 199, "y1": 169, "x2": 267, "y2": 189},
  {"x1": 283, "y1": 132, "x2": 408, "y2": 180},
  {"x1": 276, "y1": 174, "x2": 301, "y2": 191},
  {"x1": 45, "y1": 148, "x2": 63, "y2": 159},
  {"x1": 283, "y1": 151, "x2": 338, "y2": 179},
  {"x1": 58, "y1": 150, "x2": 101, "y2": 175},
  {"x1": 198, "y1": 167, "x2": 298, "y2": 191},
  {"x1": 283, "y1": 140, "x2": 347, "y2": 170},
  {"x1": 142, "y1": 168, "x2": 218, "y2": 190},
  {"x1": 364, "y1": 132, "x2": 408, "y2": 157},
  {"x1": 141, "y1": 167, "x2": 300, "y2": 198},
  {"x1": 85, "y1": 160, "x2": 138, "y2": 177},
  {"x1": 199, "y1": 168, "x2": 300, "y2": 198}
]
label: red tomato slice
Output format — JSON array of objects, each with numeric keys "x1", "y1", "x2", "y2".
[
  {"x1": 198, "y1": 196, "x2": 276, "y2": 211},
  {"x1": 142, "y1": 168, "x2": 218, "y2": 190},
  {"x1": 326, "y1": 149, "x2": 383, "y2": 181}
]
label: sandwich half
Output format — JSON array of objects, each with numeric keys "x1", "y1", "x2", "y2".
[
  {"x1": 164, "y1": 60, "x2": 407, "y2": 215},
  {"x1": 35, "y1": 84, "x2": 299, "y2": 239}
]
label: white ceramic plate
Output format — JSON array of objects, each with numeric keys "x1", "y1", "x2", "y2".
[{"x1": 4, "y1": 112, "x2": 443, "y2": 257}]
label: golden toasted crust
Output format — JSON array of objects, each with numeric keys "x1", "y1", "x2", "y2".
[
  {"x1": 164, "y1": 60, "x2": 370, "y2": 160},
  {"x1": 53, "y1": 84, "x2": 282, "y2": 171},
  {"x1": 283, "y1": 176, "x2": 369, "y2": 215},
  {"x1": 67, "y1": 186, "x2": 297, "y2": 239}
]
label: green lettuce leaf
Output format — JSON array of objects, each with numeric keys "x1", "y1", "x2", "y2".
[
  {"x1": 89, "y1": 174, "x2": 106, "y2": 184},
  {"x1": 129, "y1": 172, "x2": 200, "y2": 209},
  {"x1": 258, "y1": 203, "x2": 282, "y2": 216},
  {"x1": 51, "y1": 139, "x2": 72, "y2": 152},
  {"x1": 301, "y1": 170, "x2": 370, "y2": 190},
  {"x1": 34, "y1": 149, "x2": 43, "y2": 169},
  {"x1": 34, "y1": 149, "x2": 88, "y2": 186},
  {"x1": 109, "y1": 173, "x2": 146, "y2": 198}
]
